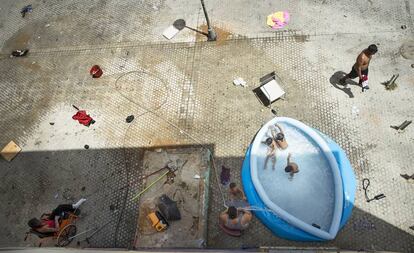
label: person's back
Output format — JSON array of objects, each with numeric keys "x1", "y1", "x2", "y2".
[
  {"x1": 285, "y1": 153, "x2": 299, "y2": 178},
  {"x1": 220, "y1": 206, "x2": 252, "y2": 231}
]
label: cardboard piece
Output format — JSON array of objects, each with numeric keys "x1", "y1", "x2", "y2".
[
  {"x1": 163, "y1": 25, "x2": 180, "y2": 40},
  {"x1": 1, "y1": 141, "x2": 22, "y2": 162}
]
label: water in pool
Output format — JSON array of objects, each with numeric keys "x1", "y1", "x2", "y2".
[{"x1": 255, "y1": 123, "x2": 335, "y2": 231}]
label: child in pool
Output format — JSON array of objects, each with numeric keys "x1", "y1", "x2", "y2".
[
  {"x1": 271, "y1": 123, "x2": 288, "y2": 149},
  {"x1": 285, "y1": 153, "x2": 299, "y2": 179},
  {"x1": 264, "y1": 137, "x2": 277, "y2": 170}
]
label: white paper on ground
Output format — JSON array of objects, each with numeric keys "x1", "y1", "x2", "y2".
[
  {"x1": 163, "y1": 25, "x2": 180, "y2": 40},
  {"x1": 233, "y1": 77, "x2": 247, "y2": 87}
]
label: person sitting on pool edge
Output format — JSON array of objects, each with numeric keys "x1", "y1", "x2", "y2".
[
  {"x1": 219, "y1": 206, "x2": 252, "y2": 231},
  {"x1": 285, "y1": 153, "x2": 299, "y2": 178},
  {"x1": 27, "y1": 198, "x2": 86, "y2": 234},
  {"x1": 271, "y1": 123, "x2": 288, "y2": 149},
  {"x1": 264, "y1": 137, "x2": 278, "y2": 170}
]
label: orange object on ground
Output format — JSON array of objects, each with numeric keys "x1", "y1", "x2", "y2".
[
  {"x1": 90, "y1": 65, "x2": 103, "y2": 78},
  {"x1": 147, "y1": 211, "x2": 168, "y2": 232}
]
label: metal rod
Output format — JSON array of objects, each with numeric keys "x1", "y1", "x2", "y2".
[
  {"x1": 131, "y1": 170, "x2": 170, "y2": 201},
  {"x1": 68, "y1": 220, "x2": 112, "y2": 241},
  {"x1": 200, "y1": 0, "x2": 217, "y2": 41}
]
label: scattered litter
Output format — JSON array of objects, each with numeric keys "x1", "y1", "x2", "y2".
[
  {"x1": 152, "y1": 5, "x2": 158, "y2": 10},
  {"x1": 155, "y1": 148, "x2": 163, "y2": 153},
  {"x1": 84, "y1": 145, "x2": 89, "y2": 149},
  {"x1": 126, "y1": 115, "x2": 134, "y2": 123},
  {"x1": 32, "y1": 61, "x2": 36, "y2": 64},
  {"x1": 193, "y1": 174, "x2": 201, "y2": 179},
  {"x1": 220, "y1": 165, "x2": 231, "y2": 185},
  {"x1": 45, "y1": 23, "x2": 50, "y2": 27},
  {"x1": 49, "y1": 122, "x2": 54, "y2": 125},
  {"x1": 390, "y1": 120, "x2": 412, "y2": 131},
  {"x1": 89, "y1": 65, "x2": 103, "y2": 78},
  {"x1": 233, "y1": 77, "x2": 247, "y2": 87},
  {"x1": 10, "y1": 49, "x2": 29, "y2": 58},
  {"x1": 54, "y1": 193, "x2": 59, "y2": 199},
  {"x1": 401, "y1": 25, "x2": 407, "y2": 29},
  {"x1": 400, "y1": 174, "x2": 414, "y2": 180},
  {"x1": 362, "y1": 178, "x2": 386, "y2": 203},
  {"x1": 1, "y1": 141, "x2": 22, "y2": 162},
  {"x1": 381, "y1": 74, "x2": 399, "y2": 90},
  {"x1": 271, "y1": 109, "x2": 277, "y2": 116},
  {"x1": 20, "y1": 5, "x2": 32, "y2": 18},
  {"x1": 163, "y1": 19, "x2": 185, "y2": 40},
  {"x1": 267, "y1": 11, "x2": 290, "y2": 29},
  {"x1": 163, "y1": 25, "x2": 180, "y2": 40},
  {"x1": 351, "y1": 105, "x2": 360, "y2": 119},
  {"x1": 72, "y1": 106, "x2": 95, "y2": 126},
  {"x1": 62, "y1": 188, "x2": 73, "y2": 200},
  {"x1": 37, "y1": 36, "x2": 40, "y2": 39}
]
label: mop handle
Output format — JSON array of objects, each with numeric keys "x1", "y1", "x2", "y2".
[{"x1": 131, "y1": 170, "x2": 170, "y2": 201}]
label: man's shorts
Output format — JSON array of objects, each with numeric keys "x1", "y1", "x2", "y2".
[{"x1": 347, "y1": 67, "x2": 368, "y2": 79}]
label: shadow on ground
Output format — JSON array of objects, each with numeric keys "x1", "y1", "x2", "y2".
[
  {"x1": 329, "y1": 71, "x2": 362, "y2": 98},
  {"x1": 0, "y1": 144, "x2": 213, "y2": 249},
  {"x1": 0, "y1": 147, "x2": 413, "y2": 252},
  {"x1": 208, "y1": 156, "x2": 414, "y2": 253}
]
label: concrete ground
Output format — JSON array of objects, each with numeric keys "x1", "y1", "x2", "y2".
[{"x1": 0, "y1": 0, "x2": 413, "y2": 252}]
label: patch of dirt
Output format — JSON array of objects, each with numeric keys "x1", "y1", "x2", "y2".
[
  {"x1": 196, "y1": 25, "x2": 232, "y2": 46},
  {"x1": 137, "y1": 198, "x2": 157, "y2": 235}
]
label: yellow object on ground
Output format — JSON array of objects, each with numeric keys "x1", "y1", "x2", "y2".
[
  {"x1": 1, "y1": 141, "x2": 21, "y2": 162},
  {"x1": 147, "y1": 212, "x2": 168, "y2": 232},
  {"x1": 267, "y1": 11, "x2": 290, "y2": 29}
]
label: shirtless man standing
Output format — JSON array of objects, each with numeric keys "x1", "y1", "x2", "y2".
[{"x1": 340, "y1": 44, "x2": 378, "y2": 92}]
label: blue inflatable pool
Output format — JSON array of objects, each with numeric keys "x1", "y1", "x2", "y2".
[{"x1": 241, "y1": 117, "x2": 356, "y2": 241}]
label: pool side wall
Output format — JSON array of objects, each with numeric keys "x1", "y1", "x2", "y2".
[{"x1": 314, "y1": 129, "x2": 356, "y2": 228}]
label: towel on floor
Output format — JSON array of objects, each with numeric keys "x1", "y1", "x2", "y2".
[{"x1": 72, "y1": 110, "x2": 94, "y2": 126}]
